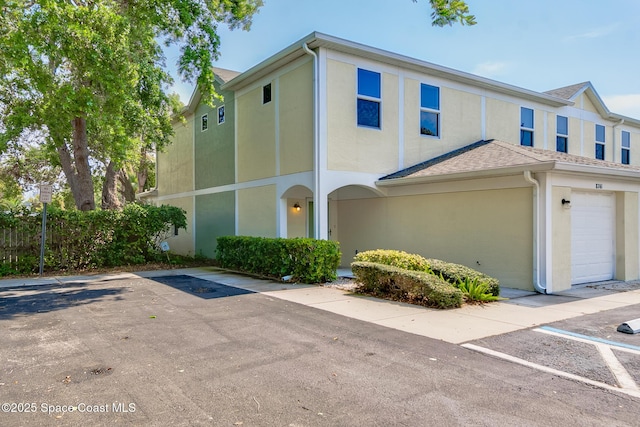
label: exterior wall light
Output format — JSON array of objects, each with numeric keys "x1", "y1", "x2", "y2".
[
  {"x1": 293, "y1": 203, "x2": 301, "y2": 212},
  {"x1": 561, "y1": 198, "x2": 571, "y2": 208}
]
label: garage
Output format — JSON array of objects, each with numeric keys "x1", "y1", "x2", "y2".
[{"x1": 571, "y1": 191, "x2": 615, "y2": 285}]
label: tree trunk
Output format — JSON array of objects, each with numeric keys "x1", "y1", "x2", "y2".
[
  {"x1": 118, "y1": 167, "x2": 136, "y2": 203},
  {"x1": 61, "y1": 117, "x2": 95, "y2": 211},
  {"x1": 137, "y1": 148, "x2": 148, "y2": 193},
  {"x1": 101, "y1": 161, "x2": 121, "y2": 210}
]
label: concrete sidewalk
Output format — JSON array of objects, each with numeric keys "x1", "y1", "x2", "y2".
[{"x1": 5, "y1": 267, "x2": 639, "y2": 344}]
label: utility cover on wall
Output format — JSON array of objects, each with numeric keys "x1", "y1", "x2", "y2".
[{"x1": 617, "y1": 318, "x2": 640, "y2": 334}]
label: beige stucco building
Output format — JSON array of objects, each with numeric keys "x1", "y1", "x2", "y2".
[{"x1": 145, "y1": 32, "x2": 640, "y2": 293}]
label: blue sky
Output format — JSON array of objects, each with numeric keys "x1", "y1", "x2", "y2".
[{"x1": 167, "y1": 0, "x2": 640, "y2": 118}]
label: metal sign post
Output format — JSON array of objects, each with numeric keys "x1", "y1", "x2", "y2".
[{"x1": 39, "y1": 184, "x2": 53, "y2": 277}]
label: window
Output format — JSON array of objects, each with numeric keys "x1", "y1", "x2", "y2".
[
  {"x1": 263, "y1": 83, "x2": 272, "y2": 104},
  {"x1": 622, "y1": 130, "x2": 630, "y2": 165},
  {"x1": 357, "y1": 68, "x2": 381, "y2": 128},
  {"x1": 595, "y1": 124, "x2": 605, "y2": 160},
  {"x1": 201, "y1": 114, "x2": 208, "y2": 132},
  {"x1": 420, "y1": 83, "x2": 440, "y2": 137},
  {"x1": 556, "y1": 115, "x2": 568, "y2": 153},
  {"x1": 217, "y1": 105, "x2": 225, "y2": 125},
  {"x1": 520, "y1": 107, "x2": 534, "y2": 146}
]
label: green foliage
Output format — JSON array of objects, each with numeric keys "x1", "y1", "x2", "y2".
[
  {"x1": 0, "y1": 0, "x2": 263, "y2": 209},
  {"x1": 351, "y1": 261, "x2": 462, "y2": 309},
  {"x1": 418, "y1": 0, "x2": 476, "y2": 26},
  {"x1": 0, "y1": 204, "x2": 186, "y2": 275},
  {"x1": 354, "y1": 249, "x2": 431, "y2": 272},
  {"x1": 216, "y1": 236, "x2": 341, "y2": 284},
  {"x1": 426, "y1": 258, "x2": 500, "y2": 296},
  {"x1": 354, "y1": 249, "x2": 500, "y2": 296},
  {"x1": 457, "y1": 277, "x2": 503, "y2": 303}
]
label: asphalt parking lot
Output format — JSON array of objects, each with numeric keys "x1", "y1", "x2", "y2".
[
  {"x1": 466, "y1": 302, "x2": 640, "y2": 396},
  {"x1": 1, "y1": 270, "x2": 640, "y2": 426}
]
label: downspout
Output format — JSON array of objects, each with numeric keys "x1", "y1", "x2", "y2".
[
  {"x1": 302, "y1": 42, "x2": 320, "y2": 239},
  {"x1": 613, "y1": 119, "x2": 625, "y2": 163},
  {"x1": 523, "y1": 171, "x2": 547, "y2": 294}
]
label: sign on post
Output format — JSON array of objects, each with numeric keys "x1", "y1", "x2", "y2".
[
  {"x1": 39, "y1": 184, "x2": 53, "y2": 204},
  {"x1": 39, "y1": 184, "x2": 53, "y2": 276}
]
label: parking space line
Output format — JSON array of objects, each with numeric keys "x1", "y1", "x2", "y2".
[
  {"x1": 536, "y1": 326, "x2": 640, "y2": 353},
  {"x1": 596, "y1": 344, "x2": 639, "y2": 391},
  {"x1": 461, "y1": 343, "x2": 640, "y2": 399}
]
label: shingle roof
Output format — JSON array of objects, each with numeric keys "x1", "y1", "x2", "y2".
[
  {"x1": 212, "y1": 67, "x2": 241, "y2": 84},
  {"x1": 379, "y1": 139, "x2": 640, "y2": 181},
  {"x1": 543, "y1": 82, "x2": 590, "y2": 100}
]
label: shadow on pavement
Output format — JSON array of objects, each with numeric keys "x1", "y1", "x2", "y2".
[
  {"x1": 149, "y1": 274, "x2": 255, "y2": 299},
  {"x1": 0, "y1": 284, "x2": 126, "y2": 320}
]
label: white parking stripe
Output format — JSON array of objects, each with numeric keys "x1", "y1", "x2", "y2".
[
  {"x1": 461, "y1": 343, "x2": 640, "y2": 400},
  {"x1": 596, "y1": 344, "x2": 639, "y2": 391}
]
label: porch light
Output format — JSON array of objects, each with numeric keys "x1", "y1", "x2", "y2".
[
  {"x1": 561, "y1": 198, "x2": 571, "y2": 208},
  {"x1": 293, "y1": 203, "x2": 301, "y2": 212}
]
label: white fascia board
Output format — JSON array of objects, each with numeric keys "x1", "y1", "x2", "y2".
[{"x1": 552, "y1": 162, "x2": 640, "y2": 180}]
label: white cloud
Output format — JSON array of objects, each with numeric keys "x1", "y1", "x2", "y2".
[
  {"x1": 472, "y1": 61, "x2": 511, "y2": 78},
  {"x1": 563, "y1": 24, "x2": 619, "y2": 42},
  {"x1": 602, "y1": 94, "x2": 640, "y2": 119}
]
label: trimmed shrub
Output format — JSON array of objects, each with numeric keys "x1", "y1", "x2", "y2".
[
  {"x1": 354, "y1": 249, "x2": 430, "y2": 272},
  {"x1": 426, "y1": 258, "x2": 500, "y2": 297},
  {"x1": 216, "y1": 236, "x2": 341, "y2": 284},
  {"x1": 353, "y1": 249, "x2": 500, "y2": 296},
  {"x1": 351, "y1": 261, "x2": 462, "y2": 309}
]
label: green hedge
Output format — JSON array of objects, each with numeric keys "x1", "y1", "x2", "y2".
[
  {"x1": 425, "y1": 258, "x2": 500, "y2": 297},
  {"x1": 0, "y1": 203, "x2": 186, "y2": 275},
  {"x1": 216, "y1": 236, "x2": 341, "y2": 284},
  {"x1": 351, "y1": 261, "x2": 463, "y2": 309},
  {"x1": 354, "y1": 249, "x2": 500, "y2": 296}
]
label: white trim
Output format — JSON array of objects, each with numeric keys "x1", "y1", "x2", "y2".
[
  {"x1": 274, "y1": 77, "x2": 280, "y2": 176},
  {"x1": 398, "y1": 70, "x2": 405, "y2": 170},
  {"x1": 480, "y1": 96, "x2": 486, "y2": 140}
]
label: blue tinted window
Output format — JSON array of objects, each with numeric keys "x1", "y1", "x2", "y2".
[
  {"x1": 358, "y1": 69, "x2": 381, "y2": 98},
  {"x1": 556, "y1": 136, "x2": 567, "y2": 153},
  {"x1": 421, "y1": 84, "x2": 439, "y2": 110},
  {"x1": 420, "y1": 111, "x2": 439, "y2": 136},
  {"x1": 521, "y1": 130, "x2": 533, "y2": 146},
  {"x1": 622, "y1": 148, "x2": 630, "y2": 165},
  {"x1": 521, "y1": 107, "x2": 534, "y2": 129},
  {"x1": 622, "y1": 131, "x2": 630, "y2": 148},
  {"x1": 218, "y1": 106, "x2": 225, "y2": 124},
  {"x1": 357, "y1": 98, "x2": 380, "y2": 128},
  {"x1": 595, "y1": 143, "x2": 605, "y2": 160},
  {"x1": 557, "y1": 116, "x2": 568, "y2": 135},
  {"x1": 595, "y1": 124, "x2": 605, "y2": 142}
]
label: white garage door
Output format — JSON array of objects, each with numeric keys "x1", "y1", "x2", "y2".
[{"x1": 571, "y1": 191, "x2": 615, "y2": 285}]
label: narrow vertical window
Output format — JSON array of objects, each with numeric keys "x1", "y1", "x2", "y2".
[
  {"x1": 357, "y1": 68, "x2": 381, "y2": 128},
  {"x1": 201, "y1": 114, "x2": 208, "y2": 132},
  {"x1": 217, "y1": 105, "x2": 225, "y2": 125},
  {"x1": 622, "y1": 130, "x2": 630, "y2": 165},
  {"x1": 595, "y1": 124, "x2": 605, "y2": 160},
  {"x1": 520, "y1": 107, "x2": 534, "y2": 146},
  {"x1": 420, "y1": 83, "x2": 440, "y2": 137},
  {"x1": 556, "y1": 115, "x2": 568, "y2": 153},
  {"x1": 263, "y1": 83, "x2": 272, "y2": 104}
]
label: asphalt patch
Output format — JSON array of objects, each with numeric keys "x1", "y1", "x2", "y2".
[{"x1": 149, "y1": 275, "x2": 254, "y2": 299}]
